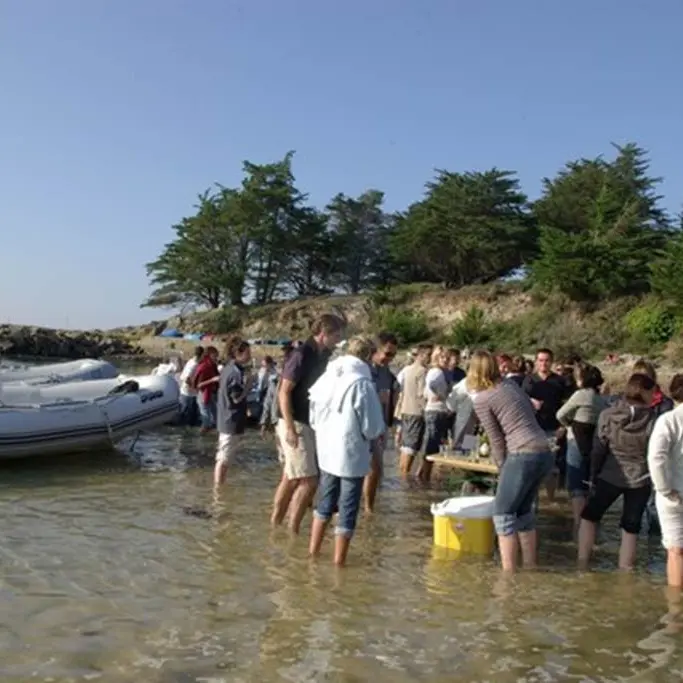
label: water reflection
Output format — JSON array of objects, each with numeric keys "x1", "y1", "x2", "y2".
[{"x1": 0, "y1": 427, "x2": 680, "y2": 681}]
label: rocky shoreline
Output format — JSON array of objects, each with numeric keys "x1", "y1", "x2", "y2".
[{"x1": 0, "y1": 325, "x2": 146, "y2": 360}]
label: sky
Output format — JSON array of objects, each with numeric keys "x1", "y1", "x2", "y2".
[{"x1": 2, "y1": 0, "x2": 682, "y2": 330}]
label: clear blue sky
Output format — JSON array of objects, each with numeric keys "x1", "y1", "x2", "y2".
[{"x1": 2, "y1": 0, "x2": 682, "y2": 330}]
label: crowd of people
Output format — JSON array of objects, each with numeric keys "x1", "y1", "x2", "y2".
[{"x1": 161, "y1": 314, "x2": 683, "y2": 583}]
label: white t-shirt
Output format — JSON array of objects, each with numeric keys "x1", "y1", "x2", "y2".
[
  {"x1": 396, "y1": 367, "x2": 406, "y2": 389},
  {"x1": 179, "y1": 358, "x2": 199, "y2": 397},
  {"x1": 424, "y1": 367, "x2": 449, "y2": 412}
]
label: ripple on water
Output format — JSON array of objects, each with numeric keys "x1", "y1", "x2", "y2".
[{"x1": 0, "y1": 427, "x2": 680, "y2": 681}]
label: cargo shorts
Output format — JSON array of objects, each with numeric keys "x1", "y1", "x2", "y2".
[{"x1": 275, "y1": 419, "x2": 318, "y2": 479}]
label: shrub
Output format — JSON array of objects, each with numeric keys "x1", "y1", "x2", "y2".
[
  {"x1": 663, "y1": 336, "x2": 683, "y2": 366},
  {"x1": 449, "y1": 306, "x2": 497, "y2": 348},
  {"x1": 367, "y1": 288, "x2": 400, "y2": 309},
  {"x1": 203, "y1": 307, "x2": 242, "y2": 334},
  {"x1": 625, "y1": 303, "x2": 680, "y2": 346},
  {"x1": 372, "y1": 307, "x2": 430, "y2": 345},
  {"x1": 650, "y1": 233, "x2": 683, "y2": 310},
  {"x1": 478, "y1": 297, "x2": 631, "y2": 360}
]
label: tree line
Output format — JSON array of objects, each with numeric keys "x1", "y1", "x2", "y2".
[{"x1": 143, "y1": 144, "x2": 683, "y2": 314}]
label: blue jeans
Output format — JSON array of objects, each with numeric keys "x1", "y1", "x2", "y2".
[
  {"x1": 315, "y1": 472, "x2": 364, "y2": 538},
  {"x1": 494, "y1": 451, "x2": 554, "y2": 536},
  {"x1": 565, "y1": 437, "x2": 589, "y2": 498},
  {"x1": 179, "y1": 394, "x2": 199, "y2": 427},
  {"x1": 424, "y1": 411, "x2": 450, "y2": 455},
  {"x1": 197, "y1": 394, "x2": 217, "y2": 429}
]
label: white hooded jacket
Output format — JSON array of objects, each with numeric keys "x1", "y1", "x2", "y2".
[{"x1": 309, "y1": 355, "x2": 386, "y2": 478}]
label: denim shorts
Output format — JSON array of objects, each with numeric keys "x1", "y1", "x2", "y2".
[
  {"x1": 494, "y1": 451, "x2": 554, "y2": 536},
  {"x1": 565, "y1": 437, "x2": 590, "y2": 498},
  {"x1": 424, "y1": 411, "x2": 450, "y2": 455},
  {"x1": 314, "y1": 471, "x2": 364, "y2": 538},
  {"x1": 197, "y1": 394, "x2": 217, "y2": 429}
]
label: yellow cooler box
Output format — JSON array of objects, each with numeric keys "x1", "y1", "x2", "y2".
[{"x1": 430, "y1": 496, "x2": 495, "y2": 555}]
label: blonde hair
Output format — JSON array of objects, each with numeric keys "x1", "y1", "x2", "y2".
[
  {"x1": 430, "y1": 345, "x2": 448, "y2": 368},
  {"x1": 346, "y1": 335, "x2": 376, "y2": 363},
  {"x1": 466, "y1": 350, "x2": 501, "y2": 392}
]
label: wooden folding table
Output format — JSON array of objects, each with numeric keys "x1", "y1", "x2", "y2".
[{"x1": 426, "y1": 452, "x2": 499, "y2": 493}]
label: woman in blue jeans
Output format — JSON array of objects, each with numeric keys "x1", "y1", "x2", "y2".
[
  {"x1": 468, "y1": 351, "x2": 554, "y2": 572},
  {"x1": 307, "y1": 336, "x2": 386, "y2": 566}
]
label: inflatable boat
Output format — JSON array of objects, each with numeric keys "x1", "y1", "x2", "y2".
[
  {"x1": 0, "y1": 374, "x2": 179, "y2": 460},
  {"x1": 0, "y1": 359, "x2": 118, "y2": 385}
]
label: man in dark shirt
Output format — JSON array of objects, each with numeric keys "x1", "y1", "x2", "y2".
[
  {"x1": 214, "y1": 338, "x2": 252, "y2": 488},
  {"x1": 522, "y1": 348, "x2": 571, "y2": 432},
  {"x1": 523, "y1": 347, "x2": 573, "y2": 501},
  {"x1": 272, "y1": 314, "x2": 345, "y2": 533},
  {"x1": 365, "y1": 331, "x2": 398, "y2": 513}
]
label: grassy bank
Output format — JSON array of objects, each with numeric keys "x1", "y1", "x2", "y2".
[{"x1": 121, "y1": 282, "x2": 683, "y2": 369}]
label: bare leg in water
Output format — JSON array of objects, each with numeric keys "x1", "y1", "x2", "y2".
[
  {"x1": 498, "y1": 534, "x2": 518, "y2": 572},
  {"x1": 287, "y1": 476, "x2": 318, "y2": 534},
  {"x1": 309, "y1": 516, "x2": 328, "y2": 555},
  {"x1": 363, "y1": 447, "x2": 382, "y2": 513},
  {"x1": 271, "y1": 473, "x2": 297, "y2": 527},
  {"x1": 666, "y1": 547, "x2": 683, "y2": 589}
]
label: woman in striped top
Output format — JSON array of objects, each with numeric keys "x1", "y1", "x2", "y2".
[{"x1": 468, "y1": 351, "x2": 554, "y2": 572}]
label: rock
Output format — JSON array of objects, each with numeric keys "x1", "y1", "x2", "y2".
[{"x1": 0, "y1": 325, "x2": 145, "y2": 360}]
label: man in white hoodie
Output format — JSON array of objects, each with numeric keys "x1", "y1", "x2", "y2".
[{"x1": 308, "y1": 336, "x2": 386, "y2": 566}]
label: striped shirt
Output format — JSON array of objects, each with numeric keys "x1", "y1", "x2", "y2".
[{"x1": 472, "y1": 381, "x2": 549, "y2": 466}]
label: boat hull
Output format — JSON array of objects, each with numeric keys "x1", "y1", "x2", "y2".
[
  {"x1": 0, "y1": 359, "x2": 119, "y2": 385},
  {"x1": 0, "y1": 375, "x2": 179, "y2": 460}
]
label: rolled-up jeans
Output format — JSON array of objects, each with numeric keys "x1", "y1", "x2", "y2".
[
  {"x1": 494, "y1": 451, "x2": 554, "y2": 536},
  {"x1": 314, "y1": 471, "x2": 364, "y2": 538}
]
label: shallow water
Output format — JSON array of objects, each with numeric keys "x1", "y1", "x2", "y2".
[{"x1": 0, "y1": 426, "x2": 682, "y2": 682}]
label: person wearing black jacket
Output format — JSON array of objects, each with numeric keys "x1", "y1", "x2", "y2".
[
  {"x1": 522, "y1": 348, "x2": 574, "y2": 501},
  {"x1": 577, "y1": 373, "x2": 657, "y2": 570}
]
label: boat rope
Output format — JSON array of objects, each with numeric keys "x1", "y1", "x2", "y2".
[
  {"x1": 129, "y1": 431, "x2": 141, "y2": 452},
  {"x1": 95, "y1": 401, "x2": 115, "y2": 447}
]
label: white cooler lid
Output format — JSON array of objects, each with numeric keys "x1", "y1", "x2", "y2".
[{"x1": 430, "y1": 495, "x2": 494, "y2": 519}]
